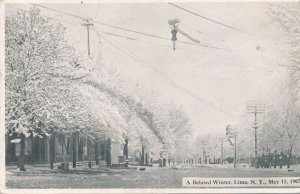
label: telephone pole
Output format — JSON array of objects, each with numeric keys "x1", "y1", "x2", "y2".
[
  {"x1": 82, "y1": 19, "x2": 94, "y2": 58},
  {"x1": 246, "y1": 101, "x2": 265, "y2": 166}
]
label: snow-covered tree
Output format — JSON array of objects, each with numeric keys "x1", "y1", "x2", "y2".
[
  {"x1": 269, "y1": 3, "x2": 300, "y2": 93},
  {"x1": 80, "y1": 75, "x2": 164, "y2": 159},
  {"x1": 260, "y1": 93, "x2": 300, "y2": 167},
  {"x1": 5, "y1": 7, "x2": 86, "y2": 170},
  {"x1": 132, "y1": 86, "x2": 192, "y2": 162},
  {"x1": 6, "y1": 6, "x2": 193, "y2": 170},
  {"x1": 5, "y1": 7, "x2": 106, "y2": 170}
]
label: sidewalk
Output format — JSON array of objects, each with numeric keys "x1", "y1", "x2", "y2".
[
  {"x1": 6, "y1": 161, "x2": 139, "y2": 175},
  {"x1": 7, "y1": 162, "x2": 300, "y2": 175}
]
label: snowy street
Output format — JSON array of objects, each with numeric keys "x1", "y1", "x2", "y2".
[{"x1": 6, "y1": 165, "x2": 300, "y2": 188}]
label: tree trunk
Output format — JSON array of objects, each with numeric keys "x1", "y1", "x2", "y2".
[
  {"x1": 123, "y1": 138, "x2": 129, "y2": 160},
  {"x1": 145, "y1": 152, "x2": 149, "y2": 166},
  {"x1": 102, "y1": 142, "x2": 106, "y2": 162},
  {"x1": 287, "y1": 146, "x2": 293, "y2": 169},
  {"x1": 159, "y1": 158, "x2": 162, "y2": 167},
  {"x1": 62, "y1": 134, "x2": 65, "y2": 163},
  {"x1": 95, "y1": 142, "x2": 99, "y2": 165},
  {"x1": 106, "y1": 138, "x2": 111, "y2": 166},
  {"x1": 88, "y1": 138, "x2": 92, "y2": 168},
  {"x1": 72, "y1": 133, "x2": 78, "y2": 168},
  {"x1": 123, "y1": 138, "x2": 129, "y2": 167},
  {"x1": 19, "y1": 134, "x2": 26, "y2": 171},
  {"x1": 49, "y1": 132, "x2": 55, "y2": 169},
  {"x1": 140, "y1": 145, "x2": 145, "y2": 166}
]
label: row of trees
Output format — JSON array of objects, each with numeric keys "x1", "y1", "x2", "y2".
[
  {"x1": 5, "y1": 7, "x2": 191, "y2": 170},
  {"x1": 218, "y1": 4, "x2": 300, "y2": 167},
  {"x1": 252, "y1": 3, "x2": 300, "y2": 167}
]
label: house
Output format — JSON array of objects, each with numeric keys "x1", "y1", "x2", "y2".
[
  {"x1": 5, "y1": 133, "x2": 94, "y2": 165},
  {"x1": 5, "y1": 132, "x2": 153, "y2": 168}
]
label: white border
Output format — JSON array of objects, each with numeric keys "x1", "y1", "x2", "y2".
[
  {"x1": 0, "y1": 0, "x2": 6, "y2": 192},
  {"x1": 2, "y1": 0, "x2": 300, "y2": 3},
  {"x1": 1, "y1": 0, "x2": 300, "y2": 193}
]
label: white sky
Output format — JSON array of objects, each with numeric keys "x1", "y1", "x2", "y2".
[{"x1": 5, "y1": 2, "x2": 292, "y2": 138}]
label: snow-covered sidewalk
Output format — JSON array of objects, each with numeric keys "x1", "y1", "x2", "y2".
[{"x1": 6, "y1": 162, "x2": 139, "y2": 175}]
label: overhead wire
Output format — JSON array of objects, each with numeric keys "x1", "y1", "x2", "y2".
[
  {"x1": 8, "y1": 7, "x2": 81, "y2": 28},
  {"x1": 168, "y1": 3, "x2": 253, "y2": 36},
  {"x1": 180, "y1": 23, "x2": 203, "y2": 34},
  {"x1": 93, "y1": 28, "x2": 234, "y2": 117},
  {"x1": 12, "y1": 4, "x2": 291, "y2": 120},
  {"x1": 9, "y1": 4, "x2": 289, "y2": 130},
  {"x1": 13, "y1": 5, "x2": 236, "y2": 55},
  {"x1": 91, "y1": 18, "x2": 231, "y2": 51},
  {"x1": 13, "y1": 4, "x2": 242, "y2": 116},
  {"x1": 180, "y1": 22, "x2": 225, "y2": 43},
  {"x1": 32, "y1": 3, "x2": 232, "y2": 52},
  {"x1": 32, "y1": 3, "x2": 87, "y2": 20},
  {"x1": 90, "y1": 20, "x2": 232, "y2": 51},
  {"x1": 11, "y1": 6, "x2": 232, "y2": 56},
  {"x1": 99, "y1": 31, "x2": 172, "y2": 48},
  {"x1": 24, "y1": 4, "x2": 237, "y2": 116},
  {"x1": 10, "y1": 6, "x2": 172, "y2": 49}
]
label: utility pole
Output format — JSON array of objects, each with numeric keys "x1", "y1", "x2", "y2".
[
  {"x1": 82, "y1": 19, "x2": 94, "y2": 58},
  {"x1": 246, "y1": 101, "x2": 265, "y2": 167}
]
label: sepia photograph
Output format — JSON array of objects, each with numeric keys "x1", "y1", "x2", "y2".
[{"x1": 1, "y1": 0, "x2": 300, "y2": 193}]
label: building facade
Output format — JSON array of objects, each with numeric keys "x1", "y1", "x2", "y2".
[{"x1": 5, "y1": 133, "x2": 149, "y2": 167}]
